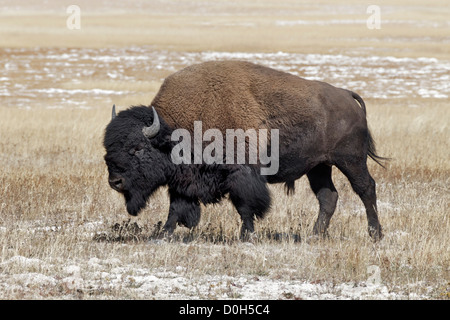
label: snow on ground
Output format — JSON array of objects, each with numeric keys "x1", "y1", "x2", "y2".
[
  {"x1": 1, "y1": 48, "x2": 449, "y2": 110},
  {"x1": 0, "y1": 253, "x2": 433, "y2": 300}
]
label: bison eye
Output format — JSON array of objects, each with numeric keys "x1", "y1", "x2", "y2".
[{"x1": 129, "y1": 143, "x2": 145, "y2": 156}]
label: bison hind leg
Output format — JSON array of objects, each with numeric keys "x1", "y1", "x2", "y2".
[
  {"x1": 307, "y1": 163, "x2": 338, "y2": 238},
  {"x1": 335, "y1": 159, "x2": 383, "y2": 241},
  {"x1": 229, "y1": 167, "x2": 271, "y2": 240}
]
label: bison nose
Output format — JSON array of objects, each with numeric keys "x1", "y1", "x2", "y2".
[{"x1": 109, "y1": 177, "x2": 125, "y2": 192}]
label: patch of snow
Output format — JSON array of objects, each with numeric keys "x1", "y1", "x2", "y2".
[
  {"x1": 64, "y1": 265, "x2": 81, "y2": 276},
  {"x1": 2, "y1": 256, "x2": 43, "y2": 267},
  {"x1": 12, "y1": 273, "x2": 57, "y2": 287},
  {"x1": 0, "y1": 252, "x2": 435, "y2": 299}
]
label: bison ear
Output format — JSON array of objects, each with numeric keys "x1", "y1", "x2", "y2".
[
  {"x1": 112, "y1": 104, "x2": 117, "y2": 120},
  {"x1": 142, "y1": 106, "x2": 160, "y2": 139}
]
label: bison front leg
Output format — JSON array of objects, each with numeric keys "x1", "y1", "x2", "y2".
[
  {"x1": 163, "y1": 191, "x2": 201, "y2": 235},
  {"x1": 229, "y1": 167, "x2": 271, "y2": 241}
]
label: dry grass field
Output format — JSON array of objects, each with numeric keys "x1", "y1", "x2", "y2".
[{"x1": 0, "y1": 0, "x2": 449, "y2": 299}]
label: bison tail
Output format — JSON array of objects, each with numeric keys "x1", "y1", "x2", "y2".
[
  {"x1": 350, "y1": 90, "x2": 367, "y2": 115},
  {"x1": 350, "y1": 90, "x2": 390, "y2": 168},
  {"x1": 367, "y1": 129, "x2": 389, "y2": 168}
]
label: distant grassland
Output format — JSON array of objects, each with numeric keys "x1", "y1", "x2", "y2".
[
  {"x1": 0, "y1": 0, "x2": 449, "y2": 299},
  {"x1": 0, "y1": 0, "x2": 449, "y2": 58}
]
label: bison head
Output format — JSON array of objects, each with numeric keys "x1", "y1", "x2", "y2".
[{"x1": 104, "y1": 105, "x2": 173, "y2": 216}]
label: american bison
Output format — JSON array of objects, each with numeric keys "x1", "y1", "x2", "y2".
[{"x1": 104, "y1": 60, "x2": 385, "y2": 240}]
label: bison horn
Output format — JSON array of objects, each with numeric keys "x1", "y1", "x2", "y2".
[
  {"x1": 112, "y1": 104, "x2": 116, "y2": 120},
  {"x1": 142, "y1": 106, "x2": 160, "y2": 138}
]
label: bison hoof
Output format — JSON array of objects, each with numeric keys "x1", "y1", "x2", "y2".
[
  {"x1": 312, "y1": 227, "x2": 330, "y2": 240},
  {"x1": 307, "y1": 233, "x2": 330, "y2": 244},
  {"x1": 240, "y1": 230, "x2": 258, "y2": 243},
  {"x1": 368, "y1": 225, "x2": 383, "y2": 241},
  {"x1": 149, "y1": 230, "x2": 174, "y2": 243}
]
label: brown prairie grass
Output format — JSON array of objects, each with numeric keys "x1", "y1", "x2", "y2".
[{"x1": 0, "y1": 99, "x2": 448, "y2": 299}]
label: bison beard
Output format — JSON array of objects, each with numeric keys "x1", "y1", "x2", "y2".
[{"x1": 124, "y1": 189, "x2": 149, "y2": 217}]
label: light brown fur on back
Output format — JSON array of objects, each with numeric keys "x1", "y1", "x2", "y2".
[{"x1": 151, "y1": 60, "x2": 366, "y2": 153}]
